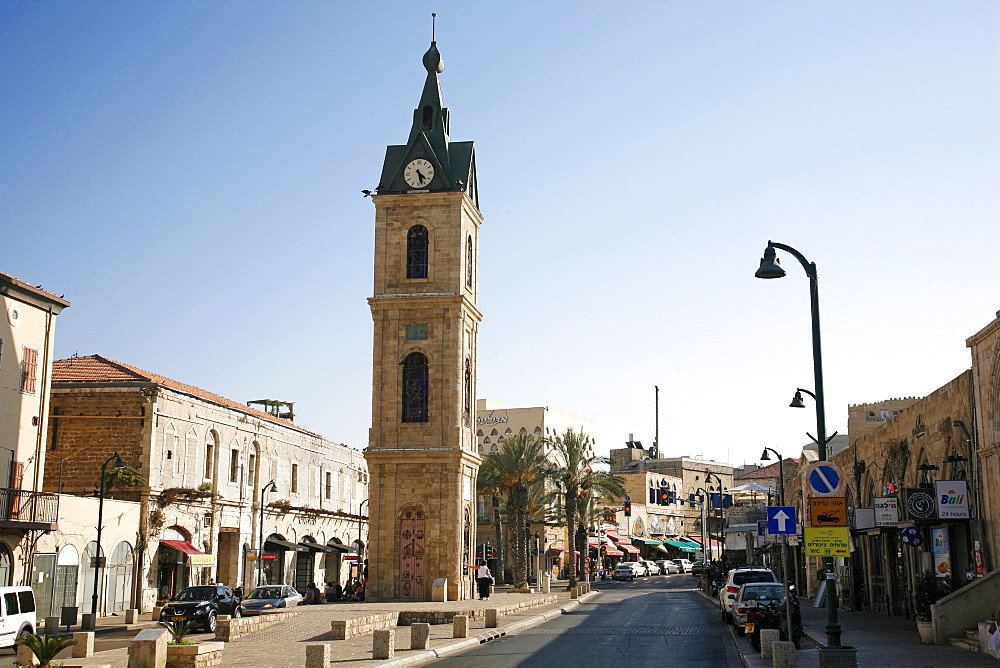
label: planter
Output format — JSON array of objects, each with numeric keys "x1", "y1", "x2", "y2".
[
  {"x1": 166, "y1": 641, "x2": 224, "y2": 668},
  {"x1": 917, "y1": 620, "x2": 935, "y2": 644},
  {"x1": 817, "y1": 645, "x2": 858, "y2": 667}
]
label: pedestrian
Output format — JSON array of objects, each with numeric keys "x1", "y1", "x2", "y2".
[
  {"x1": 476, "y1": 559, "x2": 493, "y2": 600},
  {"x1": 342, "y1": 581, "x2": 356, "y2": 601},
  {"x1": 363, "y1": 558, "x2": 369, "y2": 584},
  {"x1": 325, "y1": 581, "x2": 342, "y2": 602},
  {"x1": 351, "y1": 581, "x2": 366, "y2": 601}
]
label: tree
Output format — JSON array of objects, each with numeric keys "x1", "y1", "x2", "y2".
[
  {"x1": 476, "y1": 458, "x2": 508, "y2": 584},
  {"x1": 479, "y1": 433, "x2": 550, "y2": 586},
  {"x1": 549, "y1": 428, "x2": 626, "y2": 589},
  {"x1": 16, "y1": 633, "x2": 77, "y2": 667}
]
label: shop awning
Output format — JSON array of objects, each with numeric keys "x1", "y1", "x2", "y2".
[
  {"x1": 603, "y1": 548, "x2": 624, "y2": 557},
  {"x1": 159, "y1": 540, "x2": 204, "y2": 556},
  {"x1": 631, "y1": 538, "x2": 663, "y2": 546},
  {"x1": 619, "y1": 544, "x2": 640, "y2": 555},
  {"x1": 665, "y1": 540, "x2": 701, "y2": 549},
  {"x1": 655, "y1": 544, "x2": 670, "y2": 554},
  {"x1": 265, "y1": 538, "x2": 307, "y2": 551},
  {"x1": 299, "y1": 542, "x2": 339, "y2": 553},
  {"x1": 323, "y1": 543, "x2": 355, "y2": 553}
]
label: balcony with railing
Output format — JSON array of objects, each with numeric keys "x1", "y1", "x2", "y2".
[{"x1": 0, "y1": 488, "x2": 59, "y2": 530}]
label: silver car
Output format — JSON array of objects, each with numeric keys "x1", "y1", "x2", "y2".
[
  {"x1": 732, "y1": 582, "x2": 787, "y2": 635},
  {"x1": 658, "y1": 559, "x2": 682, "y2": 574}
]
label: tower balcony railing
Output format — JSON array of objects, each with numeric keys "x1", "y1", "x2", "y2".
[{"x1": 0, "y1": 488, "x2": 59, "y2": 530}]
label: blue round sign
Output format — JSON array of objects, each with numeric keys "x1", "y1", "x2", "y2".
[
  {"x1": 807, "y1": 462, "x2": 844, "y2": 497},
  {"x1": 901, "y1": 526, "x2": 923, "y2": 547}
]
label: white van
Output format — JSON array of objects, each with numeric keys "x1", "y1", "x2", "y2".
[{"x1": 0, "y1": 586, "x2": 36, "y2": 648}]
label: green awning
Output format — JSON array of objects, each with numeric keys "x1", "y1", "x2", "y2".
[
  {"x1": 664, "y1": 540, "x2": 701, "y2": 550},
  {"x1": 630, "y1": 538, "x2": 663, "y2": 546}
]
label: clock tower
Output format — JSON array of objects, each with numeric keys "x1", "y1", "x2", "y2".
[{"x1": 365, "y1": 38, "x2": 482, "y2": 602}]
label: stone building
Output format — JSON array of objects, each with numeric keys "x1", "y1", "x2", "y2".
[
  {"x1": 45, "y1": 355, "x2": 367, "y2": 612},
  {"x1": 0, "y1": 271, "x2": 69, "y2": 588},
  {"x1": 365, "y1": 38, "x2": 482, "y2": 602},
  {"x1": 967, "y1": 310, "x2": 1000, "y2": 575}
]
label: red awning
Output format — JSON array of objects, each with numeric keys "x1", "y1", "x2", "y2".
[
  {"x1": 588, "y1": 537, "x2": 602, "y2": 547},
  {"x1": 604, "y1": 548, "x2": 624, "y2": 557},
  {"x1": 619, "y1": 544, "x2": 640, "y2": 554},
  {"x1": 159, "y1": 540, "x2": 206, "y2": 556}
]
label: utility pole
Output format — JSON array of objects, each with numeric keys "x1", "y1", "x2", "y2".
[{"x1": 654, "y1": 385, "x2": 660, "y2": 459}]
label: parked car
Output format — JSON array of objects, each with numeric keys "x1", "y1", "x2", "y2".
[
  {"x1": 612, "y1": 563, "x2": 638, "y2": 581},
  {"x1": 732, "y1": 582, "x2": 787, "y2": 635},
  {"x1": 643, "y1": 560, "x2": 662, "y2": 575},
  {"x1": 0, "y1": 586, "x2": 36, "y2": 649},
  {"x1": 160, "y1": 585, "x2": 242, "y2": 632},
  {"x1": 658, "y1": 559, "x2": 682, "y2": 574},
  {"x1": 239, "y1": 585, "x2": 303, "y2": 615},
  {"x1": 675, "y1": 559, "x2": 694, "y2": 573},
  {"x1": 690, "y1": 560, "x2": 707, "y2": 576},
  {"x1": 719, "y1": 568, "x2": 777, "y2": 623},
  {"x1": 630, "y1": 561, "x2": 649, "y2": 577}
]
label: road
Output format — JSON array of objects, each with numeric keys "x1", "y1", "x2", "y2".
[{"x1": 424, "y1": 573, "x2": 743, "y2": 667}]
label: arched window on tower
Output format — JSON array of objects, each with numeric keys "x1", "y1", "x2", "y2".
[
  {"x1": 463, "y1": 358, "x2": 472, "y2": 425},
  {"x1": 407, "y1": 226, "x2": 429, "y2": 279},
  {"x1": 402, "y1": 352, "x2": 429, "y2": 422},
  {"x1": 466, "y1": 235, "x2": 473, "y2": 289},
  {"x1": 422, "y1": 105, "x2": 433, "y2": 131}
]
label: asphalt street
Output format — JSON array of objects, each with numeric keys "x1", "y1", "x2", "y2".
[{"x1": 424, "y1": 573, "x2": 743, "y2": 667}]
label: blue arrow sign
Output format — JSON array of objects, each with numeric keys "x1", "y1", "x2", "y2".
[
  {"x1": 767, "y1": 506, "x2": 797, "y2": 535},
  {"x1": 808, "y1": 462, "x2": 843, "y2": 496}
]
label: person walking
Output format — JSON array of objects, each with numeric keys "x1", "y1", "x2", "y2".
[{"x1": 476, "y1": 560, "x2": 493, "y2": 600}]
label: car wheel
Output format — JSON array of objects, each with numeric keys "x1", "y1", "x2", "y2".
[
  {"x1": 720, "y1": 607, "x2": 727, "y2": 622},
  {"x1": 233, "y1": 607, "x2": 241, "y2": 619},
  {"x1": 750, "y1": 631, "x2": 761, "y2": 653},
  {"x1": 735, "y1": 624, "x2": 746, "y2": 636},
  {"x1": 205, "y1": 611, "x2": 217, "y2": 633},
  {"x1": 725, "y1": 610, "x2": 733, "y2": 624}
]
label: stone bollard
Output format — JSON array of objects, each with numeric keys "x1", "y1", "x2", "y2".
[
  {"x1": 760, "y1": 629, "x2": 780, "y2": 660},
  {"x1": 372, "y1": 629, "x2": 394, "y2": 660},
  {"x1": 584, "y1": 583, "x2": 590, "y2": 594},
  {"x1": 543, "y1": 574, "x2": 551, "y2": 593},
  {"x1": 72, "y1": 632, "x2": 95, "y2": 658},
  {"x1": 81, "y1": 613, "x2": 96, "y2": 630},
  {"x1": 453, "y1": 615, "x2": 469, "y2": 638},
  {"x1": 570, "y1": 587, "x2": 579, "y2": 599},
  {"x1": 305, "y1": 643, "x2": 332, "y2": 668},
  {"x1": 772, "y1": 640, "x2": 796, "y2": 668},
  {"x1": 128, "y1": 627, "x2": 168, "y2": 668},
  {"x1": 410, "y1": 622, "x2": 430, "y2": 650},
  {"x1": 45, "y1": 616, "x2": 60, "y2": 634},
  {"x1": 485, "y1": 608, "x2": 499, "y2": 628},
  {"x1": 151, "y1": 606, "x2": 162, "y2": 622},
  {"x1": 125, "y1": 608, "x2": 139, "y2": 624},
  {"x1": 17, "y1": 644, "x2": 38, "y2": 666}
]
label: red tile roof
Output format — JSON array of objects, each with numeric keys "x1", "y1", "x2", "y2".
[
  {"x1": 52, "y1": 355, "x2": 321, "y2": 437},
  {"x1": 736, "y1": 459, "x2": 797, "y2": 480}
]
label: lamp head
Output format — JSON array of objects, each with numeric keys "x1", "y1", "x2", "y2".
[
  {"x1": 755, "y1": 244, "x2": 786, "y2": 279},
  {"x1": 789, "y1": 391, "x2": 806, "y2": 408},
  {"x1": 113, "y1": 453, "x2": 126, "y2": 469},
  {"x1": 760, "y1": 449, "x2": 772, "y2": 462}
]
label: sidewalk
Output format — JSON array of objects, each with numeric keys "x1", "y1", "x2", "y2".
[
  {"x1": 49, "y1": 586, "x2": 597, "y2": 667},
  {"x1": 733, "y1": 595, "x2": 1000, "y2": 667}
]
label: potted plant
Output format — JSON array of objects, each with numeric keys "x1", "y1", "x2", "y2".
[
  {"x1": 914, "y1": 570, "x2": 947, "y2": 643},
  {"x1": 159, "y1": 619, "x2": 225, "y2": 668},
  {"x1": 15, "y1": 632, "x2": 77, "y2": 667}
]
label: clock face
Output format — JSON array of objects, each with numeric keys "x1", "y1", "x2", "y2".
[{"x1": 404, "y1": 159, "x2": 435, "y2": 188}]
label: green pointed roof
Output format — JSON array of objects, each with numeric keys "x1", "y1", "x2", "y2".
[{"x1": 378, "y1": 41, "x2": 478, "y2": 207}]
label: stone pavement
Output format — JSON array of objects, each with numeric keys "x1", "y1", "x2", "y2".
[
  {"x1": 726, "y1": 593, "x2": 1000, "y2": 667},
  {"x1": 45, "y1": 587, "x2": 591, "y2": 667}
]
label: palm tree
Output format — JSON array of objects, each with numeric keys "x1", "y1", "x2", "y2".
[
  {"x1": 549, "y1": 428, "x2": 626, "y2": 589},
  {"x1": 480, "y1": 433, "x2": 550, "y2": 585},
  {"x1": 16, "y1": 633, "x2": 77, "y2": 667},
  {"x1": 476, "y1": 459, "x2": 507, "y2": 583}
]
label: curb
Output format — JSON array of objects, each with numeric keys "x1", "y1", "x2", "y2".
[{"x1": 378, "y1": 590, "x2": 599, "y2": 666}]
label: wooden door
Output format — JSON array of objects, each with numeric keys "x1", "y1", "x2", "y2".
[{"x1": 399, "y1": 509, "x2": 426, "y2": 600}]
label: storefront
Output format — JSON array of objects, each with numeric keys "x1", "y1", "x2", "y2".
[
  {"x1": 260, "y1": 534, "x2": 304, "y2": 586},
  {"x1": 156, "y1": 538, "x2": 215, "y2": 602}
]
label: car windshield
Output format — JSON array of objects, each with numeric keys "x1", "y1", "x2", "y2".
[
  {"x1": 174, "y1": 587, "x2": 216, "y2": 601},
  {"x1": 248, "y1": 587, "x2": 283, "y2": 600},
  {"x1": 742, "y1": 584, "x2": 786, "y2": 600},
  {"x1": 733, "y1": 571, "x2": 776, "y2": 586}
]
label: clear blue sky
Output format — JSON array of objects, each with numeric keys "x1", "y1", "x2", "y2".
[{"x1": 3, "y1": 1, "x2": 998, "y2": 467}]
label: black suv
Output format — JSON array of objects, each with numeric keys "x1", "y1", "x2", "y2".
[{"x1": 160, "y1": 585, "x2": 241, "y2": 632}]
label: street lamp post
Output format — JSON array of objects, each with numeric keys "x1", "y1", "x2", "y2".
[
  {"x1": 706, "y1": 473, "x2": 726, "y2": 562},
  {"x1": 257, "y1": 480, "x2": 277, "y2": 586},
  {"x1": 357, "y1": 498, "x2": 368, "y2": 581},
  {"x1": 695, "y1": 487, "x2": 710, "y2": 586},
  {"x1": 761, "y1": 446, "x2": 794, "y2": 643},
  {"x1": 756, "y1": 240, "x2": 842, "y2": 647},
  {"x1": 92, "y1": 452, "x2": 126, "y2": 617}
]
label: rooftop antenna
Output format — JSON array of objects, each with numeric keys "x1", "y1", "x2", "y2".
[{"x1": 432, "y1": 12, "x2": 436, "y2": 41}]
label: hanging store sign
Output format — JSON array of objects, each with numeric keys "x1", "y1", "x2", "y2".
[
  {"x1": 935, "y1": 481, "x2": 970, "y2": 519},
  {"x1": 189, "y1": 554, "x2": 216, "y2": 567},
  {"x1": 932, "y1": 527, "x2": 951, "y2": 578},
  {"x1": 904, "y1": 488, "x2": 937, "y2": 521},
  {"x1": 874, "y1": 497, "x2": 899, "y2": 526},
  {"x1": 245, "y1": 549, "x2": 258, "y2": 561},
  {"x1": 853, "y1": 508, "x2": 875, "y2": 530}
]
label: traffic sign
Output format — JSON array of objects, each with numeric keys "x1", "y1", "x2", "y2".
[
  {"x1": 766, "y1": 506, "x2": 797, "y2": 535},
  {"x1": 804, "y1": 527, "x2": 850, "y2": 557},
  {"x1": 809, "y1": 497, "x2": 846, "y2": 526},
  {"x1": 807, "y1": 461, "x2": 844, "y2": 497}
]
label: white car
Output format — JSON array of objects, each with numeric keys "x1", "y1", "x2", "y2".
[
  {"x1": 629, "y1": 561, "x2": 649, "y2": 577},
  {"x1": 675, "y1": 559, "x2": 694, "y2": 573},
  {"x1": 612, "y1": 563, "x2": 638, "y2": 580},
  {"x1": 0, "y1": 586, "x2": 36, "y2": 648},
  {"x1": 658, "y1": 559, "x2": 682, "y2": 574},
  {"x1": 643, "y1": 560, "x2": 661, "y2": 575}
]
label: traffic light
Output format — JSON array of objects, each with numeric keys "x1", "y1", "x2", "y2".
[
  {"x1": 659, "y1": 487, "x2": 670, "y2": 505},
  {"x1": 623, "y1": 500, "x2": 632, "y2": 517}
]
